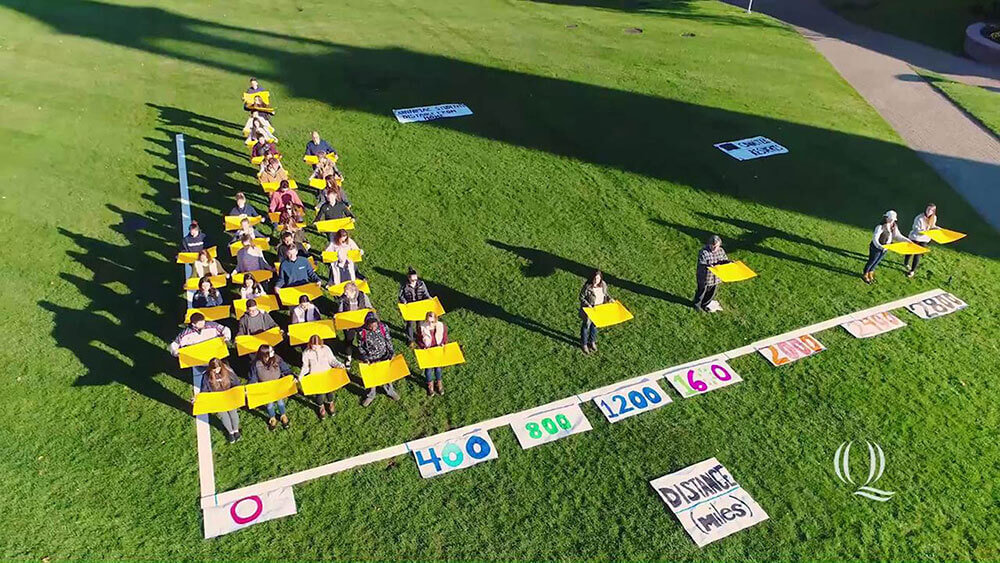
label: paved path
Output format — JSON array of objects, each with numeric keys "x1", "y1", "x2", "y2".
[{"x1": 725, "y1": 0, "x2": 1000, "y2": 231}]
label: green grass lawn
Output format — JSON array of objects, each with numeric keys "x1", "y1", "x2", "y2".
[
  {"x1": 823, "y1": 0, "x2": 990, "y2": 54},
  {"x1": 916, "y1": 69, "x2": 1000, "y2": 138},
  {"x1": 2, "y1": 0, "x2": 999, "y2": 559}
]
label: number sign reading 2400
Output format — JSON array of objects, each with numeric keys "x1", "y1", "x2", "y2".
[
  {"x1": 758, "y1": 334, "x2": 825, "y2": 367},
  {"x1": 666, "y1": 360, "x2": 743, "y2": 398},
  {"x1": 905, "y1": 292, "x2": 967, "y2": 320},
  {"x1": 592, "y1": 380, "x2": 672, "y2": 423},
  {"x1": 411, "y1": 429, "x2": 498, "y2": 479},
  {"x1": 511, "y1": 403, "x2": 593, "y2": 449}
]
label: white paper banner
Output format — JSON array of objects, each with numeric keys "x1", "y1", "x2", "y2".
[
  {"x1": 714, "y1": 136, "x2": 787, "y2": 161},
  {"x1": 757, "y1": 334, "x2": 825, "y2": 366},
  {"x1": 650, "y1": 458, "x2": 768, "y2": 547},
  {"x1": 393, "y1": 103, "x2": 473, "y2": 123},
  {"x1": 203, "y1": 486, "x2": 297, "y2": 539},
  {"x1": 665, "y1": 360, "x2": 742, "y2": 398},
  {"x1": 411, "y1": 429, "x2": 497, "y2": 478},
  {"x1": 510, "y1": 403, "x2": 592, "y2": 449},
  {"x1": 905, "y1": 291, "x2": 967, "y2": 320},
  {"x1": 592, "y1": 379, "x2": 672, "y2": 423},
  {"x1": 841, "y1": 311, "x2": 906, "y2": 338}
]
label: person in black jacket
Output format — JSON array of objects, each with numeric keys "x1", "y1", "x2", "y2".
[
  {"x1": 357, "y1": 312, "x2": 400, "y2": 407},
  {"x1": 397, "y1": 267, "x2": 431, "y2": 347},
  {"x1": 179, "y1": 220, "x2": 209, "y2": 255},
  {"x1": 315, "y1": 199, "x2": 355, "y2": 243}
]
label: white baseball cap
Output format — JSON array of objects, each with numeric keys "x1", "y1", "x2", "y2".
[{"x1": 884, "y1": 210, "x2": 897, "y2": 221}]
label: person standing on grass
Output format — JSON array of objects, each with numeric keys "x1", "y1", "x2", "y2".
[
  {"x1": 246, "y1": 77, "x2": 264, "y2": 95},
  {"x1": 904, "y1": 203, "x2": 937, "y2": 278},
  {"x1": 309, "y1": 153, "x2": 341, "y2": 183},
  {"x1": 314, "y1": 196, "x2": 355, "y2": 243},
  {"x1": 299, "y1": 334, "x2": 345, "y2": 419},
  {"x1": 337, "y1": 281, "x2": 372, "y2": 368},
  {"x1": 579, "y1": 269, "x2": 614, "y2": 354},
  {"x1": 192, "y1": 277, "x2": 225, "y2": 308},
  {"x1": 259, "y1": 156, "x2": 289, "y2": 185},
  {"x1": 230, "y1": 217, "x2": 264, "y2": 244},
  {"x1": 193, "y1": 249, "x2": 228, "y2": 279},
  {"x1": 229, "y1": 192, "x2": 262, "y2": 222},
  {"x1": 274, "y1": 246, "x2": 321, "y2": 290},
  {"x1": 290, "y1": 295, "x2": 321, "y2": 324},
  {"x1": 315, "y1": 175, "x2": 350, "y2": 210},
  {"x1": 249, "y1": 344, "x2": 293, "y2": 430},
  {"x1": 417, "y1": 311, "x2": 448, "y2": 396},
  {"x1": 397, "y1": 267, "x2": 432, "y2": 347},
  {"x1": 693, "y1": 235, "x2": 730, "y2": 312},
  {"x1": 863, "y1": 210, "x2": 910, "y2": 284},
  {"x1": 235, "y1": 234, "x2": 274, "y2": 275},
  {"x1": 325, "y1": 229, "x2": 362, "y2": 286},
  {"x1": 305, "y1": 131, "x2": 336, "y2": 158},
  {"x1": 168, "y1": 312, "x2": 232, "y2": 379},
  {"x1": 357, "y1": 311, "x2": 401, "y2": 407},
  {"x1": 200, "y1": 358, "x2": 242, "y2": 444},
  {"x1": 268, "y1": 180, "x2": 303, "y2": 213},
  {"x1": 237, "y1": 299, "x2": 279, "y2": 337},
  {"x1": 239, "y1": 276, "x2": 267, "y2": 301},
  {"x1": 179, "y1": 220, "x2": 208, "y2": 255},
  {"x1": 275, "y1": 229, "x2": 309, "y2": 261}
]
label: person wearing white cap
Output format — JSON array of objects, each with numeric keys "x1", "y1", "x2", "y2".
[{"x1": 862, "y1": 210, "x2": 910, "y2": 284}]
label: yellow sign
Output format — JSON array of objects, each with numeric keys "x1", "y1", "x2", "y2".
[
  {"x1": 245, "y1": 137, "x2": 257, "y2": 147},
  {"x1": 308, "y1": 177, "x2": 326, "y2": 189},
  {"x1": 246, "y1": 375, "x2": 297, "y2": 409},
  {"x1": 709, "y1": 261, "x2": 757, "y2": 283},
  {"x1": 414, "y1": 342, "x2": 466, "y2": 369},
  {"x1": 299, "y1": 368, "x2": 350, "y2": 395},
  {"x1": 192, "y1": 386, "x2": 246, "y2": 415},
  {"x1": 176, "y1": 246, "x2": 217, "y2": 264},
  {"x1": 321, "y1": 249, "x2": 363, "y2": 263},
  {"x1": 278, "y1": 283, "x2": 323, "y2": 306},
  {"x1": 398, "y1": 297, "x2": 446, "y2": 322},
  {"x1": 288, "y1": 319, "x2": 337, "y2": 346},
  {"x1": 242, "y1": 90, "x2": 271, "y2": 105},
  {"x1": 228, "y1": 238, "x2": 270, "y2": 257},
  {"x1": 303, "y1": 153, "x2": 337, "y2": 165},
  {"x1": 260, "y1": 179, "x2": 298, "y2": 194},
  {"x1": 235, "y1": 326, "x2": 283, "y2": 357},
  {"x1": 315, "y1": 218, "x2": 355, "y2": 232},
  {"x1": 250, "y1": 155, "x2": 265, "y2": 165},
  {"x1": 178, "y1": 337, "x2": 229, "y2": 369},
  {"x1": 921, "y1": 228, "x2": 966, "y2": 244},
  {"x1": 583, "y1": 301, "x2": 634, "y2": 328},
  {"x1": 184, "y1": 274, "x2": 227, "y2": 291},
  {"x1": 884, "y1": 241, "x2": 930, "y2": 255},
  {"x1": 224, "y1": 215, "x2": 263, "y2": 231},
  {"x1": 231, "y1": 270, "x2": 274, "y2": 285},
  {"x1": 184, "y1": 305, "x2": 231, "y2": 323},
  {"x1": 334, "y1": 308, "x2": 373, "y2": 330},
  {"x1": 359, "y1": 354, "x2": 410, "y2": 388},
  {"x1": 328, "y1": 279, "x2": 370, "y2": 297},
  {"x1": 233, "y1": 295, "x2": 279, "y2": 319}
]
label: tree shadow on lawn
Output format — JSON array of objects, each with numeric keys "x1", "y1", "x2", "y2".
[{"x1": 528, "y1": 0, "x2": 787, "y2": 28}]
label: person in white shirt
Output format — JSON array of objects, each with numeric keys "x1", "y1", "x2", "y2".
[
  {"x1": 324, "y1": 229, "x2": 363, "y2": 286},
  {"x1": 290, "y1": 295, "x2": 322, "y2": 324},
  {"x1": 299, "y1": 334, "x2": 345, "y2": 419},
  {"x1": 904, "y1": 203, "x2": 937, "y2": 278},
  {"x1": 863, "y1": 210, "x2": 910, "y2": 284}
]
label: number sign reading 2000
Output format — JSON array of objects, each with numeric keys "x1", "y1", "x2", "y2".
[
  {"x1": 592, "y1": 380, "x2": 672, "y2": 423},
  {"x1": 666, "y1": 360, "x2": 743, "y2": 398},
  {"x1": 758, "y1": 334, "x2": 825, "y2": 367},
  {"x1": 905, "y1": 292, "x2": 967, "y2": 320},
  {"x1": 411, "y1": 429, "x2": 498, "y2": 479},
  {"x1": 510, "y1": 403, "x2": 593, "y2": 449}
]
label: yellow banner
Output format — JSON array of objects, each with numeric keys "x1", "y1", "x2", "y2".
[
  {"x1": 328, "y1": 279, "x2": 370, "y2": 297},
  {"x1": 228, "y1": 238, "x2": 269, "y2": 257},
  {"x1": 303, "y1": 153, "x2": 337, "y2": 165},
  {"x1": 288, "y1": 319, "x2": 337, "y2": 346},
  {"x1": 246, "y1": 375, "x2": 297, "y2": 409},
  {"x1": 233, "y1": 295, "x2": 279, "y2": 319},
  {"x1": 359, "y1": 354, "x2": 410, "y2": 388},
  {"x1": 308, "y1": 177, "x2": 326, "y2": 189},
  {"x1": 398, "y1": 297, "x2": 445, "y2": 322},
  {"x1": 176, "y1": 246, "x2": 217, "y2": 264},
  {"x1": 299, "y1": 368, "x2": 350, "y2": 395},
  {"x1": 584, "y1": 301, "x2": 634, "y2": 328},
  {"x1": 178, "y1": 337, "x2": 229, "y2": 369},
  {"x1": 334, "y1": 308, "x2": 373, "y2": 330},
  {"x1": 315, "y1": 218, "x2": 355, "y2": 232},
  {"x1": 709, "y1": 261, "x2": 757, "y2": 283},
  {"x1": 235, "y1": 326, "x2": 284, "y2": 357},
  {"x1": 921, "y1": 228, "x2": 966, "y2": 244},
  {"x1": 321, "y1": 249, "x2": 363, "y2": 263},
  {"x1": 414, "y1": 342, "x2": 466, "y2": 369},
  {"x1": 184, "y1": 305, "x2": 231, "y2": 323},
  {"x1": 184, "y1": 274, "x2": 227, "y2": 291},
  {"x1": 250, "y1": 155, "x2": 265, "y2": 165},
  {"x1": 261, "y1": 179, "x2": 297, "y2": 194},
  {"x1": 231, "y1": 270, "x2": 274, "y2": 285},
  {"x1": 242, "y1": 90, "x2": 270, "y2": 105},
  {"x1": 884, "y1": 241, "x2": 931, "y2": 255},
  {"x1": 277, "y1": 283, "x2": 323, "y2": 306},
  {"x1": 192, "y1": 386, "x2": 246, "y2": 415},
  {"x1": 224, "y1": 215, "x2": 263, "y2": 231}
]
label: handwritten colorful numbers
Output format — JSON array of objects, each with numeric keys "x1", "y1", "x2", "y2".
[
  {"x1": 905, "y1": 292, "x2": 967, "y2": 320},
  {"x1": 510, "y1": 403, "x2": 593, "y2": 449},
  {"x1": 411, "y1": 430, "x2": 498, "y2": 478},
  {"x1": 666, "y1": 360, "x2": 742, "y2": 398},
  {"x1": 758, "y1": 334, "x2": 825, "y2": 366},
  {"x1": 592, "y1": 380, "x2": 672, "y2": 423},
  {"x1": 841, "y1": 311, "x2": 906, "y2": 338}
]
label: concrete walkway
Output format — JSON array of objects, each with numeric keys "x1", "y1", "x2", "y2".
[{"x1": 725, "y1": 0, "x2": 1000, "y2": 231}]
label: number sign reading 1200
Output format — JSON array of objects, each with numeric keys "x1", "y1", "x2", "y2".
[
  {"x1": 592, "y1": 380, "x2": 672, "y2": 423},
  {"x1": 411, "y1": 429, "x2": 498, "y2": 479},
  {"x1": 666, "y1": 360, "x2": 743, "y2": 398},
  {"x1": 511, "y1": 403, "x2": 593, "y2": 450}
]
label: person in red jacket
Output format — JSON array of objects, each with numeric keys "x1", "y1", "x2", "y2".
[{"x1": 417, "y1": 311, "x2": 448, "y2": 396}]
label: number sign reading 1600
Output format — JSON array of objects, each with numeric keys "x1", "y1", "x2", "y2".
[
  {"x1": 411, "y1": 429, "x2": 498, "y2": 479},
  {"x1": 665, "y1": 360, "x2": 743, "y2": 398},
  {"x1": 592, "y1": 380, "x2": 672, "y2": 423},
  {"x1": 510, "y1": 403, "x2": 593, "y2": 449}
]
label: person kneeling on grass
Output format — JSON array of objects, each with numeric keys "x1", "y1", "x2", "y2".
[
  {"x1": 337, "y1": 281, "x2": 372, "y2": 368},
  {"x1": 418, "y1": 311, "x2": 448, "y2": 396},
  {"x1": 357, "y1": 311, "x2": 400, "y2": 407},
  {"x1": 274, "y1": 245, "x2": 321, "y2": 290},
  {"x1": 200, "y1": 358, "x2": 242, "y2": 444},
  {"x1": 250, "y1": 344, "x2": 293, "y2": 430},
  {"x1": 693, "y1": 235, "x2": 730, "y2": 312},
  {"x1": 863, "y1": 210, "x2": 910, "y2": 284},
  {"x1": 291, "y1": 295, "x2": 321, "y2": 324},
  {"x1": 904, "y1": 203, "x2": 937, "y2": 278},
  {"x1": 579, "y1": 269, "x2": 614, "y2": 354},
  {"x1": 192, "y1": 276, "x2": 225, "y2": 308},
  {"x1": 300, "y1": 334, "x2": 345, "y2": 419}
]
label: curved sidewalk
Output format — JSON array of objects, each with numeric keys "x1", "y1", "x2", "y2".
[{"x1": 727, "y1": 0, "x2": 1000, "y2": 231}]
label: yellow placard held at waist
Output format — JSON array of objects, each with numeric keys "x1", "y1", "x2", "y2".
[
  {"x1": 235, "y1": 326, "x2": 284, "y2": 357},
  {"x1": 242, "y1": 90, "x2": 271, "y2": 105},
  {"x1": 228, "y1": 238, "x2": 270, "y2": 257},
  {"x1": 302, "y1": 153, "x2": 338, "y2": 165},
  {"x1": 261, "y1": 179, "x2": 297, "y2": 194},
  {"x1": 334, "y1": 308, "x2": 373, "y2": 330},
  {"x1": 398, "y1": 297, "x2": 445, "y2": 322},
  {"x1": 233, "y1": 295, "x2": 279, "y2": 319},
  {"x1": 328, "y1": 279, "x2": 370, "y2": 297},
  {"x1": 231, "y1": 270, "x2": 274, "y2": 285},
  {"x1": 277, "y1": 283, "x2": 323, "y2": 306},
  {"x1": 246, "y1": 375, "x2": 297, "y2": 409},
  {"x1": 193, "y1": 386, "x2": 246, "y2": 415},
  {"x1": 184, "y1": 274, "x2": 227, "y2": 291},
  {"x1": 178, "y1": 337, "x2": 229, "y2": 369},
  {"x1": 884, "y1": 241, "x2": 931, "y2": 255},
  {"x1": 322, "y1": 249, "x2": 363, "y2": 263},
  {"x1": 315, "y1": 218, "x2": 355, "y2": 232},
  {"x1": 920, "y1": 228, "x2": 966, "y2": 245},
  {"x1": 358, "y1": 354, "x2": 409, "y2": 388},
  {"x1": 184, "y1": 305, "x2": 231, "y2": 323},
  {"x1": 308, "y1": 177, "x2": 326, "y2": 189},
  {"x1": 583, "y1": 301, "x2": 634, "y2": 329},
  {"x1": 708, "y1": 261, "x2": 758, "y2": 283},
  {"x1": 224, "y1": 215, "x2": 263, "y2": 231},
  {"x1": 414, "y1": 342, "x2": 466, "y2": 369},
  {"x1": 288, "y1": 319, "x2": 337, "y2": 346},
  {"x1": 299, "y1": 369, "x2": 350, "y2": 395},
  {"x1": 177, "y1": 246, "x2": 217, "y2": 264}
]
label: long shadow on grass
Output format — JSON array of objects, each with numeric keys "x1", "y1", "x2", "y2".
[{"x1": 529, "y1": 0, "x2": 785, "y2": 28}]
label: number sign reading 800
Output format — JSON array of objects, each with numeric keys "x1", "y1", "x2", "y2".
[
  {"x1": 592, "y1": 380, "x2": 672, "y2": 423},
  {"x1": 510, "y1": 403, "x2": 593, "y2": 449},
  {"x1": 411, "y1": 429, "x2": 498, "y2": 478},
  {"x1": 665, "y1": 360, "x2": 743, "y2": 398}
]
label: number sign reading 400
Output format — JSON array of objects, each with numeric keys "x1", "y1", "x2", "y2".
[
  {"x1": 758, "y1": 334, "x2": 825, "y2": 367},
  {"x1": 411, "y1": 429, "x2": 498, "y2": 479},
  {"x1": 510, "y1": 403, "x2": 593, "y2": 449},
  {"x1": 666, "y1": 360, "x2": 743, "y2": 398},
  {"x1": 905, "y1": 292, "x2": 967, "y2": 320},
  {"x1": 592, "y1": 380, "x2": 672, "y2": 423}
]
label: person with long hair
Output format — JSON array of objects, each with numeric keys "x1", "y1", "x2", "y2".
[
  {"x1": 239, "y1": 275, "x2": 267, "y2": 300},
  {"x1": 299, "y1": 334, "x2": 346, "y2": 419},
  {"x1": 200, "y1": 358, "x2": 242, "y2": 444},
  {"x1": 234, "y1": 233, "x2": 274, "y2": 274},
  {"x1": 193, "y1": 249, "x2": 228, "y2": 279},
  {"x1": 268, "y1": 180, "x2": 303, "y2": 213},
  {"x1": 417, "y1": 311, "x2": 448, "y2": 396},
  {"x1": 357, "y1": 311, "x2": 400, "y2": 407},
  {"x1": 315, "y1": 174, "x2": 350, "y2": 210},
  {"x1": 579, "y1": 269, "x2": 614, "y2": 354},
  {"x1": 290, "y1": 295, "x2": 321, "y2": 324},
  {"x1": 904, "y1": 203, "x2": 937, "y2": 278},
  {"x1": 251, "y1": 138, "x2": 279, "y2": 161},
  {"x1": 278, "y1": 203, "x2": 305, "y2": 227},
  {"x1": 192, "y1": 276, "x2": 224, "y2": 308},
  {"x1": 275, "y1": 229, "x2": 308, "y2": 260},
  {"x1": 337, "y1": 281, "x2": 372, "y2": 368},
  {"x1": 230, "y1": 217, "x2": 264, "y2": 244},
  {"x1": 309, "y1": 153, "x2": 341, "y2": 182},
  {"x1": 863, "y1": 210, "x2": 910, "y2": 284},
  {"x1": 249, "y1": 344, "x2": 293, "y2": 430},
  {"x1": 324, "y1": 229, "x2": 362, "y2": 285}
]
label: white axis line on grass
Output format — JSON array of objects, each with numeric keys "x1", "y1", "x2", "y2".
[
  {"x1": 176, "y1": 133, "x2": 218, "y2": 499},
  {"x1": 201, "y1": 287, "x2": 942, "y2": 508}
]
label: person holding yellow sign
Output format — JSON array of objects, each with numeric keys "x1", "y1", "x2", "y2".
[
  {"x1": 337, "y1": 281, "x2": 372, "y2": 368},
  {"x1": 275, "y1": 229, "x2": 309, "y2": 262},
  {"x1": 325, "y1": 229, "x2": 363, "y2": 285},
  {"x1": 192, "y1": 276, "x2": 226, "y2": 308},
  {"x1": 243, "y1": 112, "x2": 276, "y2": 144},
  {"x1": 168, "y1": 312, "x2": 232, "y2": 378},
  {"x1": 229, "y1": 217, "x2": 264, "y2": 245},
  {"x1": 398, "y1": 267, "x2": 432, "y2": 347},
  {"x1": 300, "y1": 334, "x2": 346, "y2": 419},
  {"x1": 229, "y1": 192, "x2": 263, "y2": 223},
  {"x1": 579, "y1": 270, "x2": 614, "y2": 353},
  {"x1": 179, "y1": 220, "x2": 209, "y2": 255},
  {"x1": 234, "y1": 234, "x2": 274, "y2": 277},
  {"x1": 305, "y1": 131, "x2": 337, "y2": 160},
  {"x1": 418, "y1": 312, "x2": 449, "y2": 396},
  {"x1": 200, "y1": 358, "x2": 242, "y2": 444},
  {"x1": 239, "y1": 276, "x2": 267, "y2": 301},
  {"x1": 863, "y1": 210, "x2": 911, "y2": 284},
  {"x1": 309, "y1": 154, "x2": 341, "y2": 185},
  {"x1": 192, "y1": 249, "x2": 229, "y2": 279},
  {"x1": 904, "y1": 203, "x2": 936, "y2": 278},
  {"x1": 692, "y1": 235, "x2": 732, "y2": 313},
  {"x1": 268, "y1": 180, "x2": 303, "y2": 213},
  {"x1": 315, "y1": 197, "x2": 355, "y2": 244},
  {"x1": 315, "y1": 175, "x2": 350, "y2": 211},
  {"x1": 249, "y1": 344, "x2": 294, "y2": 430},
  {"x1": 358, "y1": 312, "x2": 401, "y2": 407},
  {"x1": 290, "y1": 295, "x2": 322, "y2": 324},
  {"x1": 259, "y1": 156, "x2": 288, "y2": 184}
]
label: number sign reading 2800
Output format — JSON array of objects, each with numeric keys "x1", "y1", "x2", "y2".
[
  {"x1": 905, "y1": 292, "x2": 967, "y2": 320},
  {"x1": 666, "y1": 360, "x2": 743, "y2": 398},
  {"x1": 592, "y1": 380, "x2": 672, "y2": 423},
  {"x1": 510, "y1": 403, "x2": 593, "y2": 449},
  {"x1": 411, "y1": 429, "x2": 498, "y2": 479},
  {"x1": 758, "y1": 334, "x2": 825, "y2": 367}
]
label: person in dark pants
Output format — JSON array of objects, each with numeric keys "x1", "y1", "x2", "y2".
[
  {"x1": 397, "y1": 267, "x2": 431, "y2": 347},
  {"x1": 904, "y1": 203, "x2": 937, "y2": 278},
  {"x1": 693, "y1": 235, "x2": 730, "y2": 312},
  {"x1": 417, "y1": 311, "x2": 448, "y2": 396},
  {"x1": 299, "y1": 334, "x2": 346, "y2": 419},
  {"x1": 579, "y1": 270, "x2": 613, "y2": 354},
  {"x1": 337, "y1": 281, "x2": 372, "y2": 368},
  {"x1": 357, "y1": 312, "x2": 401, "y2": 407},
  {"x1": 863, "y1": 210, "x2": 909, "y2": 284}
]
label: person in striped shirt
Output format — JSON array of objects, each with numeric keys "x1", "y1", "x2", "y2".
[{"x1": 693, "y1": 235, "x2": 730, "y2": 312}]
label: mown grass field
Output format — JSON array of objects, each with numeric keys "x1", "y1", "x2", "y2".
[
  {"x1": 916, "y1": 69, "x2": 1000, "y2": 139},
  {"x1": 1, "y1": 0, "x2": 999, "y2": 559}
]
